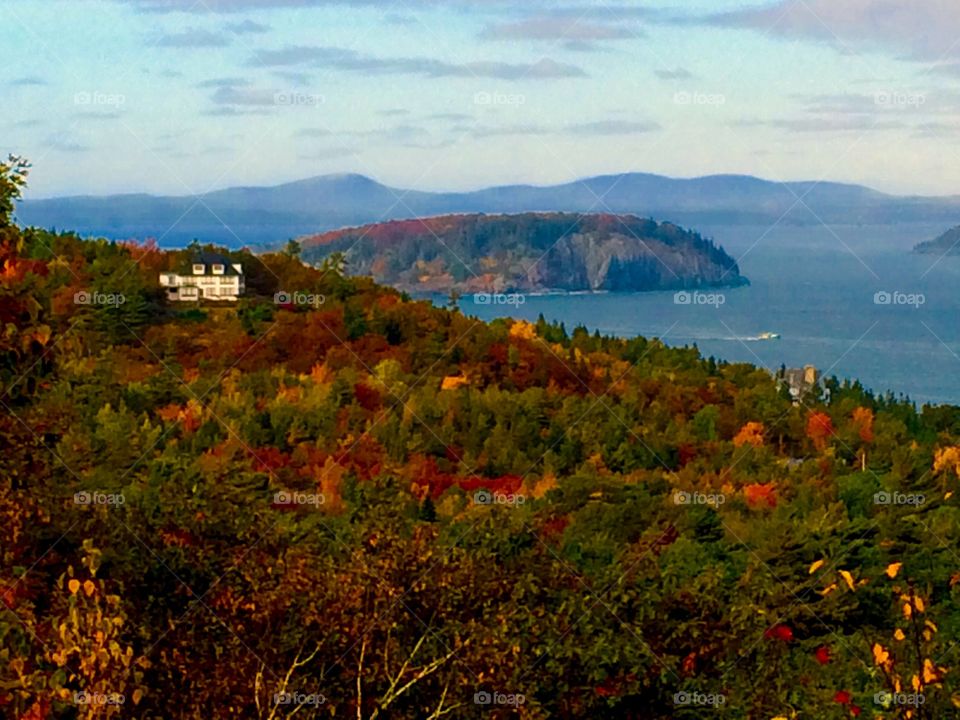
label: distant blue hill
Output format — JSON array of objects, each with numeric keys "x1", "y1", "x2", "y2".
[{"x1": 17, "y1": 171, "x2": 960, "y2": 248}]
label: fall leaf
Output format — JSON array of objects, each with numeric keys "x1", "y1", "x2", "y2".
[
  {"x1": 809, "y1": 559, "x2": 825, "y2": 574},
  {"x1": 923, "y1": 658, "x2": 944, "y2": 684},
  {"x1": 68, "y1": 579, "x2": 80, "y2": 594},
  {"x1": 814, "y1": 645, "x2": 832, "y2": 665},
  {"x1": 764, "y1": 624, "x2": 793, "y2": 643},
  {"x1": 872, "y1": 643, "x2": 890, "y2": 666},
  {"x1": 839, "y1": 570, "x2": 856, "y2": 591},
  {"x1": 885, "y1": 562, "x2": 902, "y2": 579}
]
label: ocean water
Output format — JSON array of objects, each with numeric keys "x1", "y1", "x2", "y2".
[{"x1": 450, "y1": 242, "x2": 960, "y2": 406}]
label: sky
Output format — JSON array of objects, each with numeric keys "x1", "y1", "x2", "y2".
[{"x1": 5, "y1": 0, "x2": 960, "y2": 198}]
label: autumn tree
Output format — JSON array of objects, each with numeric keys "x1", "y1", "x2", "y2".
[
  {"x1": 806, "y1": 411, "x2": 835, "y2": 453},
  {"x1": 733, "y1": 421, "x2": 765, "y2": 448}
]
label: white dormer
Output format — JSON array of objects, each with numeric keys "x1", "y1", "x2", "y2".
[
  {"x1": 192, "y1": 263, "x2": 205, "y2": 275},
  {"x1": 212, "y1": 263, "x2": 225, "y2": 275}
]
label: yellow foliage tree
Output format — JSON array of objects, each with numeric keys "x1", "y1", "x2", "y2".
[{"x1": 47, "y1": 541, "x2": 148, "y2": 718}]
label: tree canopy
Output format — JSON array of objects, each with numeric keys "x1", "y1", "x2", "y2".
[{"x1": 2, "y1": 164, "x2": 960, "y2": 719}]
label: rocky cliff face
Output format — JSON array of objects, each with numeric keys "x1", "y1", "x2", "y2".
[{"x1": 301, "y1": 212, "x2": 746, "y2": 293}]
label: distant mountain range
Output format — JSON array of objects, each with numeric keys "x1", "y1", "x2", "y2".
[
  {"x1": 17, "y1": 171, "x2": 960, "y2": 248},
  {"x1": 301, "y1": 212, "x2": 746, "y2": 294}
]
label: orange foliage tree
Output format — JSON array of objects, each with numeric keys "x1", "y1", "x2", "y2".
[
  {"x1": 806, "y1": 411, "x2": 835, "y2": 452},
  {"x1": 733, "y1": 421, "x2": 766, "y2": 448}
]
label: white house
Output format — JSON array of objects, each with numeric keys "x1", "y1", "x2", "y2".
[{"x1": 160, "y1": 252, "x2": 245, "y2": 302}]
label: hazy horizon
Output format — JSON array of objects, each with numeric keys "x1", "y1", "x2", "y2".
[{"x1": 22, "y1": 166, "x2": 960, "y2": 203}]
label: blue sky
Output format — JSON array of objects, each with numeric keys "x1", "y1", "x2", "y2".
[{"x1": 5, "y1": 0, "x2": 960, "y2": 197}]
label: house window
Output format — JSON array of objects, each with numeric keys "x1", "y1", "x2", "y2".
[
  {"x1": 212, "y1": 264, "x2": 225, "y2": 275},
  {"x1": 192, "y1": 264, "x2": 205, "y2": 275}
]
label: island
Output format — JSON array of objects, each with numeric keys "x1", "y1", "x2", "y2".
[
  {"x1": 299, "y1": 212, "x2": 747, "y2": 294},
  {"x1": 914, "y1": 224, "x2": 960, "y2": 255}
]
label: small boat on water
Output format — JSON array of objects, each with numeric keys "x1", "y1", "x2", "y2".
[{"x1": 757, "y1": 331, "x2": 781, "y2": 340}]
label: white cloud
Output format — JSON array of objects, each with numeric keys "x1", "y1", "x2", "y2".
[
  {"x1": 709, "y1": 0, "x2": 960, "y2": 63},
  {"x1": 251, "y1": 46, "x2": 587, "y2": 79},
  {"x1": 156, "y1": 28, "x2": 230, "y2": 47}
]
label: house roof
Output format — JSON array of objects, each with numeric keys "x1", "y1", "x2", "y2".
[
  {"x1": 174, "y1": 252, "x2": 242, "y2": 276},
  {"x1": 780, "y1": 367, "x2": 818, "y2": 392}
]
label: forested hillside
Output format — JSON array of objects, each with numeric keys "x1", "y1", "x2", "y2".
[
  {"x1": 300, "y1": 212, "x2": 745, "y2": 294},
  {"x1": 4, "y1": 157, "x2": 960, "y2": 719},
  {"x1": 914, "y1": 225, "x2": 960, "y2": 256}
]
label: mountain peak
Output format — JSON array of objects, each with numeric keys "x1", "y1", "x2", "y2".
[{"x1": 295, "y1": 172, "x2": 381, "y2": 187}]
